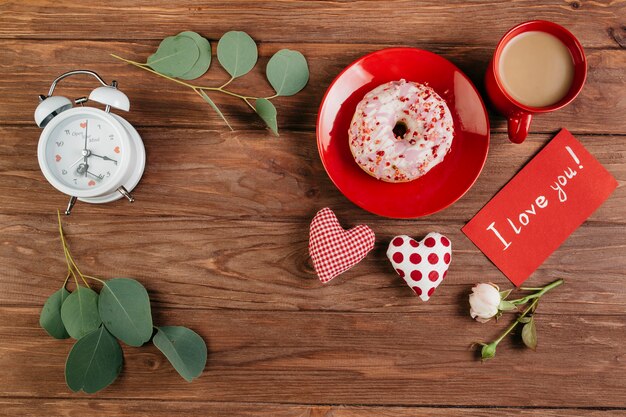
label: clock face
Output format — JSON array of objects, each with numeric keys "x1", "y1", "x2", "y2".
[{"x1": 44, "y1": 112, "x2": 124, "y2": 192}]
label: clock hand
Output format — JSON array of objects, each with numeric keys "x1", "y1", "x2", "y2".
[
  {"x1": 69, "y1": 156, "x2": 84, "y2": 168},
  {"x1": 82, "y1": 120, "x2": 89, "y2": 175},
  {"x1": 86, "y1": 170, "x2": 104, "y2": 180},
  {"x1": 90, "y1": 153, "x2": 118, "y2": 165}
]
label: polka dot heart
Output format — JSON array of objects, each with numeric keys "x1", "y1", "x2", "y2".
[
  {"x1": 309, "y1": 208, "x2": 375, "y2": 283},
  {"x1": 386, "y1": 233, "x2": 452, "y2": 301}
]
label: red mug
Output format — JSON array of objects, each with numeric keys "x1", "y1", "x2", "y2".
[{"x1": 485, "y1": 20, "x2": 587, "y2": 143}]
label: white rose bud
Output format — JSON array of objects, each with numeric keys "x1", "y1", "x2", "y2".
[{"x1": 469, "y1": 283, "x2": 501, "y2": 323}]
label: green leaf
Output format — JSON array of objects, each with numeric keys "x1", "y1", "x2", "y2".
[
  {"x1": 40, "y1": 287, "x2": 70, "y2": 339},
  {"x1": 480, "y1": 342, "x2": 497, "y2": 361},
  {"x1": 198, "y1": 90, "x2": 233, "y2": 131},
  {"x1": 254, "y1": 98, "x2": 278, "y2": 136},
  {"x1": 98, "y1": 278, "x2": 153, "y2": 347},
  {"x1": 177, "y1": 31, "x2": 212, "y2": 80},
  {"x1": 522, "y1": 319, "x2": 538, "y2": 350},
  {"x1": 153, "y1": 326, "x2": 207, "y2": 382},
  {"x1": 61, "y1": 286, "x2": 101, "y2": 339},
  {"x1": 147, "y1": 35, "x2": 200, "y2": 77},
  {"x1": 498, "y1": 300, "x2": 517, "y2": 311},
  {"x1": 518, "y1": 316, "x2": 532, "y2": 324},
  {"x1": 217, "y1": 31, "x2": 258, "y2": 78},
  {"x1": 266, "y1": 49, "x2": 309, "y2": 96},
  {"x1": 65, "y1": 326, "x2": 123, "y2": 394},
  {"x1": 499, "y1": 289, "x2": 513, "y2": 300}
]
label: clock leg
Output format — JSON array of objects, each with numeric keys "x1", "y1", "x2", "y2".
[
  {"x1": 117, "y1": 186, "x2": 135, "y2": 203},
  {"x1": 64, "y1": 196, "x2": 78, "y2": 215}
]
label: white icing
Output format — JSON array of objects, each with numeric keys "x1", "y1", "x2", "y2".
[{"x1": 349, "y1": 80, "x2": 454, "y2": 182}]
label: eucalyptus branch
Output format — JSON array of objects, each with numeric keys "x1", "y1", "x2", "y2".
[
  {"x1": 41, "y1": 215, "x2": 208, "y2": 393},
  {"x1": 82, "y1": 274, "x2": 106, "y2": 284},
  {"x1": 62, "y1": 272, "x2": 71, "y2": 288},
  {"x1": 111, "y1": 31, "x2": 309, "y2": 136},
  {"x1": 110, "y1": 54, "x2": 260, "y2": 102},
  {"x1": 219, "y1": 76, "x2": 235, "y2": 89},
  {"x1": 57, "y1": 210, "x2": 90, "y2": 288},
  {"x1": 242, "y1": 97, "x2": 256, "y2": 111}
]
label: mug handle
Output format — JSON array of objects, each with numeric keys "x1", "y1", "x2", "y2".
[{"x1": 507, "y1": 113, "x2": 532, "y2": 144}]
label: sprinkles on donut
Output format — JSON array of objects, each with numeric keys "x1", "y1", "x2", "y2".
[{"x1": 348, "y1": 79, "x2": 454, "y2": 183}]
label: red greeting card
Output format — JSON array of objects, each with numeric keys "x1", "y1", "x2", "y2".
[{"x1": 462, "y1": 129, "x2": 617, "y2": 286}]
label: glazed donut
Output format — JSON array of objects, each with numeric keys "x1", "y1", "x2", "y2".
[{"x1": 348, "y1": 79, "x2": 454, "y2": 183}]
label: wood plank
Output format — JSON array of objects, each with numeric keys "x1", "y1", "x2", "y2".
[
  {"x1": 0, "y1": 1, "x2": 623, "y2": 49},
  {"x1": 1, "y1": 41, "x2": 624, "y2": 133},
  {"x1": 0, "y1": 213, "x2": 624, "y2": 314},
  {"x1": 1, "y1": 307, "x2": 625, "y2": 407},
  {"x1": 1, "y1": 128, "x2": 624, "y2": 222},
  {"x1": 0, "y1": 399, "x2": 621, "y2": 417}
]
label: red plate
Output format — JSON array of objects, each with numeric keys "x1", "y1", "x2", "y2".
[{"x1": 316, "y1": 47, "x2": 490, "y2": 218}]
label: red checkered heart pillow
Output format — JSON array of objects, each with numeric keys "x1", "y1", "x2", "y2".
[
  {"x1": 386, "y1": 233, "x2": 452, "y2": 301},
  {"x1": 309, "y1": 208, "x2": 375, "y2": 283}
]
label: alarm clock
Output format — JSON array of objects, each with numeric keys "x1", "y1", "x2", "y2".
[{"x1": 35, "y1": 70, "x2": 146, "y2": 215}]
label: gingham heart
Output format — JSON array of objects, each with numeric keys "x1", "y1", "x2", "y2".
[
  {"x1": 386, "y1": 233, "x2": 452, "y2": 301},
  {"x1": 309, "y1": 207, "x2": 375, "y2": 283}
]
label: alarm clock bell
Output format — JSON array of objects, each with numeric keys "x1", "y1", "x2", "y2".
[
  {"x1": 35, "y1": 96, "x2": 73, "y2": 128},
  {"x1": 89, "y1": 86, "x2": 130, "y2": 111}
]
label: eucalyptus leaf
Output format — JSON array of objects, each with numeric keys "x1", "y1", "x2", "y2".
[
  {"x1": 153, "y1": 326, "x2": 207, "y2": 382},
  {"x1": 254, "y1": 98, "x2": 278, "y2": 136},
  {"x1": 98, "y1": 278, "x2": 153, "y2": 347},
  {"x1": 65, "y1": 326, "x2": 123, "y2": 394},
  {"x1": 217, "y1": 31, "x2": 258, "y2": 78},
  {"x1": 61, "y1": 286, "x2": 101, "y2": 339},
  {"x1": 198, "y1": 90, "x2": 233, "y2": 131},
  {"x1": 40, "y1": 287, "x2": 70, "y2": 339},
  {"x1": 147, "y1": 35, "x2": 200, "y2": 77},
  {"x1": 177, "y1": 31, "x2": 212, "y2": 80},
  {"x1": 266, "y1": 49, "x2": 309, "y2": 96},
  {"x1": 522, "y1": 319, "x2": 538, "y2": 350}
]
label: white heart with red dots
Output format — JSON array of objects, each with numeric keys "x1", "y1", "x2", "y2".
[{"x1": 386, "y1": 233, "x2": 452, "y2": 301}]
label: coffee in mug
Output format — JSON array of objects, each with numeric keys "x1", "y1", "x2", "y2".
[
  {"x1": 485, "y1": 21, "x2": 587, "y2": 144},
  {"x1": 498, "y1": 31, "x2": 575, "y2": 108}
]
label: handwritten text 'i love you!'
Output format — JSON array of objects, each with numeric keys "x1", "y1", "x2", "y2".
[{"x1": 463, "y1": 129, "x2": 617, "y2": 286}]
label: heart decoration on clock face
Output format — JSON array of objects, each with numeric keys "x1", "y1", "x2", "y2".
[
  {"x1": 386, "y1": 233, "x2": 452, "y2": 301},
  {"x1": 309, "y1": 207, "x2": 375, "y2": 283}
]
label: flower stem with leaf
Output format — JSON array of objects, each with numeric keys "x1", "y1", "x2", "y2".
[{"x1": 475, "y1": 279, "x2": 564, "y2": 361}]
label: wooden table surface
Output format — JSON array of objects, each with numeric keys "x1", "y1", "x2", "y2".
[{"x1": 1, "y1": 1, "x2": 625, "y2": 416}]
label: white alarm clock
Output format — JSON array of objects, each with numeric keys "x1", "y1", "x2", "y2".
[{"x1": 35, "y1": 70, "x2": 145, "y2": 215}]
